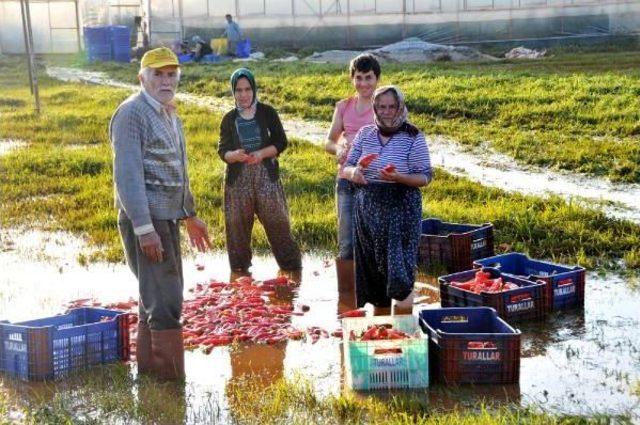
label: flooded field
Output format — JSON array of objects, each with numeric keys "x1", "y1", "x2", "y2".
[
  {"x1": 46, "y1": 66, "x2": 640, "y2": 224},
  {"x1": 1, "y1": 228, "x2": 638, "y2": 422}
]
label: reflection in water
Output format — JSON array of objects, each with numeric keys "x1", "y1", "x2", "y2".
[
  {"x1": 226, "y1": 341, "x2": 287, "y2": 422},
  {"x1": 2, "y1": 227, "x2": 640, "y2": 419},
  {"x1": 520, "y1": 310, "x2": 586, "y2": 358},
  {"x1": 137, "y1": 378, "x2": 187, "y2": 425},
  {"x1": 230, "y1": 343, "x2": 286, "y2": 385}
]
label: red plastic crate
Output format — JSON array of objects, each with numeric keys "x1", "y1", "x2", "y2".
[
  {"x1": 419, "y1": 307, "x2": 521, "y2": 385},
  {"x1": 418, "y1": 219, "x2": 494, "y2": 273},
  {"x1": 438, "y1": 267, "x2": 548, "y2": 322}
]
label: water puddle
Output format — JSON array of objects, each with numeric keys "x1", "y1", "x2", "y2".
[
  {"x1": 46, "y1": 66, "x2": 640, "y2": 224},
  {"x1": 0, "y1": 139, "x2": 27, "y2": 156},
  {"x1": 1, "y1": 227, "x2": 639, "y2": 420},
  {"x1": 430, "y1": 137, "x2": 640, "y2": 224}
]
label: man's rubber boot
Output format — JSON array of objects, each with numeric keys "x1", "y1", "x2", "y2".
[
  {"x1": 150, "y1": 328, "x2": 185, "y2": 381},
  {"x1": 136, "y1": 321, "x2": 154, "y2": 376}
]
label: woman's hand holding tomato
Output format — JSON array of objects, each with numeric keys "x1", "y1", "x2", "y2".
[{"x1": 380, "y1": 163, "x2": 399, "y2": 182}]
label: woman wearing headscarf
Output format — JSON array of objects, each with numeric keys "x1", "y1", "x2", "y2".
[
  {"x1": 342, "y1": 86, "x2": 432, "y2": 315},
  {"x1": 218, "y1": 68, "x2": 302, "y2": 281}
]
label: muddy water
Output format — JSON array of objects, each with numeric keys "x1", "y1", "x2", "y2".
[
  {"x1": 429, "y1": 137, "x2": 640, "y2": 224},
  {"x1": 1, "y1": 228, "x2": 639, "y2": 420},
  {"x1": 46, "y1": 66, "x2": 640, "y2": 224}
]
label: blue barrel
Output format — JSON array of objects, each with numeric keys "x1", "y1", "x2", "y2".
[
  {"x1": 109, "y1": 26, "x2": 131, "y2": 63},
  {"x1": 236, "y1": 38, "x2": 251, "y2": 58},
  {"x1": 84, "y1": 26, "x2": 111, "y2": 62}
]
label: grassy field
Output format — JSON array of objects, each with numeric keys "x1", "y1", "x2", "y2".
[
  {"x1": 0, "y1": 365, "x2": 628, "y2": 424},
  {"x1": 1, "y1": 57, "x2": 640, "y2": 267},
  {"x1": 84, "y1": 51, "x2": 640, "y2": 184}
]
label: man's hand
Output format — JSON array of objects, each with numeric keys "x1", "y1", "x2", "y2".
[
  {"x1": 139, "y1": 231, "x2": 164, "y2": 263},
  {"x1": 185, "y1": 217, "x2": 212, "y2": 252},
  {"x1": 225, "y1": 149, "x2": 249, "y2": 164}
]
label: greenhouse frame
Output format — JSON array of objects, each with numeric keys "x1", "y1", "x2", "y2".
[{"x1": 1, "y1": 0, "x2": 639, "y2": 54}]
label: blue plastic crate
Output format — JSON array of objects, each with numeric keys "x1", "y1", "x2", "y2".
[
  {"x1": 474, "y1": 253, "x2": 585, "y2": 311},
  {"x1": 342, "y1": 315, "x2": 429, "y2": 390},
  {"x1": 419, "y1": 218, "x2": 494, "y2": 273},
  {"x1": 438, "y1": 267, "x2": 548, "y2": 322},
  {"x1": 419, "y1": 307, "x2": 521, "y2": 384},
  {"x1": 0, "y1": 308, "x2": 130, "y2": 381}
]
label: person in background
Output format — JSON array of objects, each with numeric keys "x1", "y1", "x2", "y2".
[
  {"x1": 191, "y1": 35, "x2": 213, "y2": 62},
  {"x1": 342, "y1": 86, "x2": 432, "y2": 316},
  {"x1": 222, "y1": 14, "x2": 242, "y2": 56},
  {"x1": 110, "y1": 47, "x2": 211, "y2": 380},
  {"x1": 217, "y1": 68, "x2": 302, "y2": 282},
  {"x1": 324, "y1": 54, "x2": 381, "y2": 314}
]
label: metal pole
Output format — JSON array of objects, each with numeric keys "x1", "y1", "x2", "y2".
[
  {"x1": 402, "y1": 0, "x2": 407, "y2": 40},
  {"x1": 19, "y1": 0, "x2": 33, "y2": 95},
  {"x1": 178, "y1": 0, "x2": 184, "y2": 40},
  {"x1": 146, "y1": 0, "x2": 152, "y2": 46},
  {"x1": 346, "y1": 0, "x2": 352, "y2": 47},
  {"x1": 291, "y1": 0, "x2": 296, "y2": 48},
  {"x1": 75, "y1": 0, "x2": 82, "y2": 52},
  {"x1": 23, "y1": 0, "x2": 41, "y2": 114},
  {"x1": 47, "y1": 1, "x2": 53, "y2": 53}
]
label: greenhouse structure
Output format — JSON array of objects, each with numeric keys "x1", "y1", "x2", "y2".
[{"x1": 1, "y1": 0, "x2": 639, "y2": 54}]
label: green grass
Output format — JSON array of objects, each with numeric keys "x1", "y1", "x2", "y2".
[
  {"x1": 2, "y1": 56, "x2": 640, "y2": 267},
  {"x1": 0, "y1": 365, "x2": 630, "y2": 424},
  {"x1": 84, "y1": 51, "x2": 640, "y2": 183}
]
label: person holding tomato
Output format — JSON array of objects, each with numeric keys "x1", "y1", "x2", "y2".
[
  {"x1": 325, "y1": 54, "x2": 381, "y2": 314},
  {"x1": 217, "y1": 68, "x2": 302, "y2": 282},
  {"x1": 342, "y1": 86, "x2": 432, "y2": 315}
]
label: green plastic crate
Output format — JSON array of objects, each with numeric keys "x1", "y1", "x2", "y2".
[{"x1": 342, "y1": 315, "x2": 429, "y2": 390}]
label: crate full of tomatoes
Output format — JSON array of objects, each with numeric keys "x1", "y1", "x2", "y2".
[
  {"x1": 342, "y1": 315, "x2": 429, "y2": 390},
  {"x1": 474, "y1": 253, "x2": 585, "y2": 311},
  {"x1": 438, "y1": 267, "x2": 548, "y2": 322}
]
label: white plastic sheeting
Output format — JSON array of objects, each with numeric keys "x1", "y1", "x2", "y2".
[{"x1": 0, "y1": 0, "x2": 80, "y2": 54}]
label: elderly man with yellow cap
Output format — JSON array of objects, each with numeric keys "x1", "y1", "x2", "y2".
[{"x1": 109, "y1": 47, "x2": 211, "y2": 381}]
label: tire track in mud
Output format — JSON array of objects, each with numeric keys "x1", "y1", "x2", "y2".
[{"x1": 47, "y1": 66, "x2": 640, "y2": 224}]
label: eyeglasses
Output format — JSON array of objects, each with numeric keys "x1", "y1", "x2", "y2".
[{"x1": 376, "y1": 104, "x2": 398, "y2": 112}]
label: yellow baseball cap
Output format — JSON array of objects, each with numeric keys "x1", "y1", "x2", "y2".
[{"x1": 140, "y1": 47, "x2": 179, "y2": 69}]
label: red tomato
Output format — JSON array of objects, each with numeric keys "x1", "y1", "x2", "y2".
[
  {"x1": 358, "y1": 153, "x2": 379, "y2": 168},
  {"x1": 382, "y1": 163, "x2": 396, "y2": 173}
]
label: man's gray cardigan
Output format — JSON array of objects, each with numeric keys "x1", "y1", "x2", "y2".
[{"x1": 109, "y1": 91, "x2": 195, "y2": 234}]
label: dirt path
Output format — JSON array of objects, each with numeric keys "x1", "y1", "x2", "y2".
[{"x1": 46, "y1": 66, "x2": 640, "y2": 223}]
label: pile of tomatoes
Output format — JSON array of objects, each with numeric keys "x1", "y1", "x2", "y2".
[
  {"x1": 350, "y1": 324, "x2": 412, "y2": 341},
  {"x1": 450, "y1": 270, "x2": 520, "y2": 294}
]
